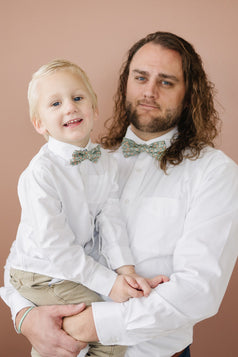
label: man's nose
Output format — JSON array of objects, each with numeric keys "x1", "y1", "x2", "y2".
[{"x1": 143, "y1": 80, "x2": 158, "y2": 99}]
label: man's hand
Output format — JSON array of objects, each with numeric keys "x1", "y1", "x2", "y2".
[
  {"x1": 63, "y1": 306, "x2": 98, "y2": 342},
  {"x1": 17, "y1": 304, "x2": 87, "y2": 357}
]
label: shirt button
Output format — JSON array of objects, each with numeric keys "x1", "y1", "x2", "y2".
[{"x1": 125, "y1": 199, "x2": 130, "y2": 204}]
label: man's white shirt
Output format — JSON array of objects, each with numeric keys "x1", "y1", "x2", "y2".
[{"x1": 92, "y1": 127, "x2": 238, "y2": 356}]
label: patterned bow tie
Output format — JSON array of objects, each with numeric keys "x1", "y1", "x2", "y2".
[
  {"x1": 121, "y1": 138, "x2": 166, "y2": 160},
  {"x1": 70, "y1": 145, "x2": 101, "y2": 165}
]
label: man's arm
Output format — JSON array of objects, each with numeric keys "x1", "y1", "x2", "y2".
[
  {"x1": 63, "y1": 159, "x2": 238, "y2": 346},
  {"x1": 63, "y1": 274, "x2": 169, "y2": 342}
]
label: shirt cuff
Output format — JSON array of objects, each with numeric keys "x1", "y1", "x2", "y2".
[
  {"x1": 88, "y1": 264, "x2": 117, "y2": 296},
  {"x1": 0, "y1": 286, "x2": 34, "y2": 331},
  {"x1": 105, "y1": 246, "x2": 135, "y2": 270},
  {"x1": 92, "y1": 300, "x2": 126, "y2": 345}
]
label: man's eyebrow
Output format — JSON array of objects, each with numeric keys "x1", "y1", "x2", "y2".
[
  {"x1": 158, "y1": 73, "x2": 179, "y2": 82},
  {"x1": 131, "y1": 69, "x2": 179, "y2": 82},
  {"x1": 132, "y1": 69, "x2": 149, "y2": 76}
]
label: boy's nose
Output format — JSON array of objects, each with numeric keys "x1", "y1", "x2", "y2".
[{"x1": 65, "y1": 100, "x2": 78, "y2": 114}]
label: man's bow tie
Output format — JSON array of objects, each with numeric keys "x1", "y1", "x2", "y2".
[
  {"x1": 70, "y1": 145, "x2": 101, "y2": 165},
  {"x1": 121, "y1": 138, "x2": 166, "y2": 160}
]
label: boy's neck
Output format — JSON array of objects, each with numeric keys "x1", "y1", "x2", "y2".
[{"x1": 48, "y1": 135, "x2": 90, "y2": 148}]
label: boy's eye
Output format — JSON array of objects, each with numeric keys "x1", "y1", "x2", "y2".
[
  {"x1": 74, "y1": 96, "x2": 83, "y2": 102},
  {"x1": 52, "y1": 101, "x2": 60, "y2": 107}
]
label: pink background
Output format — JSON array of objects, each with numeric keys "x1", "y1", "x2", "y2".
[{"x1": 0, "y1": 1, "x2": 237, "y2": 355}]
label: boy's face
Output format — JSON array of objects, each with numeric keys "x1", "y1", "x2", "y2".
[{"x1": 34, "y1": 70, "x2": 98, "y2": 147}]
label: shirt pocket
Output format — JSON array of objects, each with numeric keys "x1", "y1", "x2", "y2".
[{"x1": 130, "y1": 197, "x2": 186, "y2": 260}]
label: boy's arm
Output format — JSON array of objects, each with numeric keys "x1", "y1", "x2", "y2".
[{"x1": 13, "y1": 162, "x2": 118, "y2": 297}]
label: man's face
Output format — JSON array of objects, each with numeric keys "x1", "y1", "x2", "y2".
[{"x1": 126, "y1": 42, "x2": 186, "y2": 140}]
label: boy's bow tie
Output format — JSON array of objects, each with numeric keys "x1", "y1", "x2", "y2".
[{"x1": 70, "y1": 145, "x2": 101, "y2": 165}]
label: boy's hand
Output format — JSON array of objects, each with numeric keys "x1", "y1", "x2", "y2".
[
  {"x1": 109, "y1": 274, "x2": 144, "y2": 302},
  {"x1": 123, "y1": 273, "x2": 169, "y2": 297},
  {"x1": 146, "y1": 274, "x2": 170, "y2": 288},
  {"x1": 110, "y1": 268, "x2": 170, "y2": 302}
]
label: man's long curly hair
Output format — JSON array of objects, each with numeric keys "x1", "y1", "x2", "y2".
[{"x1": 101, "y1": 31, "x2": 221, "y2": 171}]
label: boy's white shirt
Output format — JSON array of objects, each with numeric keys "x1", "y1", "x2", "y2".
[{"x1": 1, "y1": 136, "x2": 134, "y2": 321}]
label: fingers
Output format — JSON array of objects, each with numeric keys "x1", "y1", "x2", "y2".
[
  {"x1": 124, "y1": 275, "x2": 139, "y2": 289},
  {"x1": 21, "y1": 305, "x2": 86, "y2": 357},
  {"x1": 56, "y1": 303, "x2": 86, "y2": 318},
  {"x1": 147, "y1": 275, "x2": 170, "y2": 288},
  {"x1": 135, "y1": 277, "x2": 152, "y2": 297},
  {"x1": 123, "y1": 275, "x2": 151, "y2": 298},
  {"x1": 125, "y1": 284, "x2": 144, "y2": 299},
  {"x1": 125, "y1": 274, "x2": 152, "y2": 297},
  {"x1": 55, "y1": 329, "x2": 87, "y2": 355}
]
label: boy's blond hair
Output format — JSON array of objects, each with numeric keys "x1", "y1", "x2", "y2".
[{"x1": 28, "y1": 59, "x2": 98, "y2": 121}]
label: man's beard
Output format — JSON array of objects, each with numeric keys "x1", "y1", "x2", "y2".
[{"x1": 126, "y1": 102, "x2": 183, "y2": 133}]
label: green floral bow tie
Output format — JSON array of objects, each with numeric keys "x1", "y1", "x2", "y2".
[
  {"x1": 70, "y1": 145, "x2": 101, "y2": 165},
  {"x1": 121, "y1": 138, "x2": 166, "y2": 160}
]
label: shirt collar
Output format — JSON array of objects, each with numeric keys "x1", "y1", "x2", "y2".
[
  {"x1": 47, "y1": 136, "x2": 96, "y2": 162},
  {"x1": 125, "y1": 126, "x2": 178, "y2": 148}
]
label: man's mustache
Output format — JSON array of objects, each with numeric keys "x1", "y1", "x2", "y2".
[{"x1": 136, "y1": 100, "x2": 161, "y2": 109}]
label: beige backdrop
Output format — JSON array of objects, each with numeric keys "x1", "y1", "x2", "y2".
[{"x1": 0, "y1": 1, "x2": 237, "y2": 356}]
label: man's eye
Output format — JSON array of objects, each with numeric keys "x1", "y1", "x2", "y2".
[
  {"x1": 135, "y1": 76, "x2": 146, "y2": 81},
  {"x1": 161, "y1": 80, "x2": 172, "y2": 87},
  {"x1": 74, "y1": 96, "x2": 83, "y2": 101}
]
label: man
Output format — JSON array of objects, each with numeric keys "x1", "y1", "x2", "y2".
[{"x1": 1, "y1": 31, "x2": 238, "y2": 357}]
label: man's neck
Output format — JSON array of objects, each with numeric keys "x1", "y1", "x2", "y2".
[{"x1": 130, "y1": 125, "x2": 174, "y2": 141}]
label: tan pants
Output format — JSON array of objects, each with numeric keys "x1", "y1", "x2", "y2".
[{"x1": 10, "y1": 268, "x2": 127, "y2": 357}]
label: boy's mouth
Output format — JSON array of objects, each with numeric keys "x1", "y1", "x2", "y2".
[{"x1": 63, "y1": 118, "x2": 83, "y2": 127}]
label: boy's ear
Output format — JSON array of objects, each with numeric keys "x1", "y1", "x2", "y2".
[
  {"x1": 93, "y1": 106, "x2": 99, "y2": 121},
  {"x1": 32, "y1": 117, "x2": 46, "y2": 135}
]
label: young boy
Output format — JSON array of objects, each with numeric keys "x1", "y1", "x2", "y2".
[{"x1": 9, "y1": 60, "x2": 168, "y2": 357}]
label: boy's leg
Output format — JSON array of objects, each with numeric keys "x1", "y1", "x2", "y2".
[
  {"x1": 10, "y1": 269, "x2": 127, "y2": 357},
  {"x1": 86, "y1": 344, "x2": 127, "y2": 357},
  {"x1": 10, "y1": 268, "x2": 103, "y2": 305}
]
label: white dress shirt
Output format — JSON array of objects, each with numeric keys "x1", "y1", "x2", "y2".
[
  {"x1": 1, "y1": 128, "x2": 238, "y2": 357},
  {"x1": 1, "y1": 137, "x2": 134, "y2": 316},
  {"x1": 92, "y1": 127, "x2": 238, "y2": 356}
]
